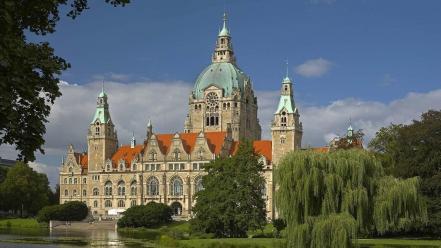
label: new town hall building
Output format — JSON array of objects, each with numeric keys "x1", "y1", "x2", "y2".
[{"x1": 59, "y1": 14, "x2": 303, "y2": 220}]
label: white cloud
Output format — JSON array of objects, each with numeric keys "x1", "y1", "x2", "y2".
[{"x1": 295, "y1": 58, "x2": 333, "y2": 78}]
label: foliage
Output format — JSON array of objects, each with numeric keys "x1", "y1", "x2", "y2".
[
  {"x1": 271, "y1": 219, "x2": 286, "y2": 238},
  {"x1": 117, "y1": 202, "x2": 173, "y2": 228},
  {"x1": 191, "y1": 140, "x2": 267, "y2": 238},
  {"x1": 36, "y1": 201, "x2": 88, "y2": 222},
  {"x1": 369, "y1": 109, "x2": 441, "y2": 235},
  {"x1": 0, "y1": 162, "x2": 52, "y2": 216},
  {"x1": 276, "y1": 149, "x2": 427, "y2": 248},
  {"x1": 0, "y1": 0, "x2": 129, "y2": 162},
  {"x1": 332, "y1": 129, "x2": 364, "y2": 150}
]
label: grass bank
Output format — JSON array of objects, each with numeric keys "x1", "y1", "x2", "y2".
[
  {"x1": 0, "y1": 218, "x2": 46, "y2": 229},
  {"x1": 357, "y1": 238, "x2": 441, "y2": 247}
]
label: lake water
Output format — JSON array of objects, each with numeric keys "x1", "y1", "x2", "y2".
[{"x1": 0, "y1": 228, "x2": 157, "y2": 247}]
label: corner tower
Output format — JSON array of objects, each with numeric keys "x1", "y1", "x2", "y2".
[
  {"x1": 271, "y1": 69, "x2": 303, "y2": 166},
  {"x1": 87, "y1": 86, "x2": 118, "y2": 172},
  {"x1": 186, "y1": 13, "x2": 261, "y2": 141}
]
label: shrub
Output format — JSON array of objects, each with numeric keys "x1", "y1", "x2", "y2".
[
  {"x1": 36, "y1": 201, "x2": 88, "y2": 222},
  {"x1": 117, "y1": 202, "x2": 172, "y2": 228},
  {"x1": 272, "y1": 218, "x2": 286, "y2": 238}
]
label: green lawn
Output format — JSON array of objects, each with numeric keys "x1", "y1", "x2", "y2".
[
  {"x1": 178, "y1": 238, "x2": 285, "y2": 248},
  {"x1": 0, "y1": 218, "x2": 46, "y2": 229},
  {"x1": 357, "y1": 238, "x2": 441, "y2": 247}
]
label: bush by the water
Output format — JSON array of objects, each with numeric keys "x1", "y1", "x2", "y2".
[
  {"x1": 37, "y1": 201, "x2": 88, "y2": 222},
  {"x1": 117, "y1": 202, "x2": 172, "y2": 228}
]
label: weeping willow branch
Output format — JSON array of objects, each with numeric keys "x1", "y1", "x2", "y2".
[{"x1": 275, "y1": 149, "x2": 427, "y2": 248}]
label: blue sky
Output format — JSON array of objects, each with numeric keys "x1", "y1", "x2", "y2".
[
  {"x1": 4, "y1": 0, "x2": 441, "y2": 187},
  {"x1": 37, "y1": 0, "x2": 441, "y2": 105}
]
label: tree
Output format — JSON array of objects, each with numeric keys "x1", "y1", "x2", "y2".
[
  {"x1": 117, "y1": 202, "x2": 173, "y2": 228},
  {"x1": 369, "y1": 109, "x2": 441, "y2": 235},
  {"x1": 0, "y1": 162, "x2": 52, "y2": 216},
  {"x1": 0, "y1": 0, "x2": 129, "y2": 162},
  {"x1": 191, "y1": 140, "x2": 267, "y2": 238},
  {"x1": 48, "y1": 184, "x2": 60, "y2": 205},
  {"x1": 276, "y1": 150, "x2": 427, "y2": 248},
  {"x1": 37, "y1": 201, "x2": 88, "y2": 222}
]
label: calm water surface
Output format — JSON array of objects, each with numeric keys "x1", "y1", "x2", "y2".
[{"x1": 0, "y1": 228, "x2": 156, "y2": 247}]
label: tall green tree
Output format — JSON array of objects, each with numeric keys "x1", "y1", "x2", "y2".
[
  {"x1": 0, "y1": 0, "x2": 129, "y2": 162},
  {"x1": 276, "y1": 150, "x2": 426, "y2": 248},
  {"x1": 191, "y1": 141, "x2": 267, "y2": 238},
  {"x1": 369, "y1": 109, "x2": 441, "y2": 235},
  {"x1": 0, "y1": 162, "x2": 52, "y2": 216}
]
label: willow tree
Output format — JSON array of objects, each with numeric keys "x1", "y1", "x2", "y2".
[{"x1": 275, "y1": 149, "x2": 427, "y2": 248}]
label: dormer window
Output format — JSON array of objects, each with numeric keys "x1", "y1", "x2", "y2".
[
  {"x1": 119, "y1": 163, "x2": 124, "y2": 171},
  {"x1": 173, "y1": 149, "x2": 180, "y2": 161},
  {"x1": 149, "y1": 151, "x2": 157, "y2": 161},
  {"x1": 106, "y1": 164, "x2": 110, "y2": 171}
]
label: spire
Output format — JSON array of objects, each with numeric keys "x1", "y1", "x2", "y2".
[
  {"x1": 131, "y1": 131, "x2": 136, "y2": 148},
  {"x1": 283, "y1": 59, "x2": 292, "y2": 83},
  {"x1": 91, "y1": 86, "x2": 111, "y2": 124},
  {"x1": 218, "y1": 12, "x2": 230, "y2": 37},
  {"x1": 212, "y1": 12, "x2": 235, "y2": 64},
  {"x1": 146, "y1": 120, "x2": 153, "y2": 139}
]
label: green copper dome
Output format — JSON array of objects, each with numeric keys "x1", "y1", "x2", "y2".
[{"x1": 193, "y1": 62, "x2": 248, "y2": 99}]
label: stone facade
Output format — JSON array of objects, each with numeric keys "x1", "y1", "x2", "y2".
[{"x1": 59, "y1": 13, "x2": 302, "y2": 220}]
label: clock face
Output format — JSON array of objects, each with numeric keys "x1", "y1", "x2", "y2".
[{"x1": 205, "y1": 92, "x2": 219, "y2": 111}]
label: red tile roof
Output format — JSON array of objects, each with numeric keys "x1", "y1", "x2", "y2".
[
  {"x1": 311, "y1": 147, "x2": 330, "y2": 153},
  {"x1": 253, "y1": 140, "x2": 272, "y2": 163},
  {"x1": 205, "y1": 132, "x2": 227, "y2": 155},
  {"x1": 74, "y1": 152, "x2": 88, "y2": 169},
  {"x1": 111, "y1": 145, "x2": 143, "y2": 168},
  {"x1": 155, "y1": 132, "x2": 227, "y2": 155}
]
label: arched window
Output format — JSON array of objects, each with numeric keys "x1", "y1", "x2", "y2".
[
  {"x1": 83, "y1": 189, "x2": 87, "y2": 196},
  {"x1": 131, "y1": 200, "x2": 137, "y2": 207},
  {"x1": 69, "y1": 178, "x2": 72, "y2": 184},
  {"x1": 74, "y1": 178, "x2": 77, "y2": 184},
  {"x1": 106, "y1": 164, "x2": 110, "y2": 171},
  {"x1": 281, "y1": 111, "x2": 287, "y2": 127},
  {"x1": 195, "y1": 177, "x2": 204, "y2": 193},
  {"x1": 64, "y1": 189, "x2": 68, "y2": 196},
  {"x1": 73, "y1": 189, "x2": 77, "y2": 196},
  {"x1": 83, "y1": 178, "x2": 87, "y2": 184},
  {"x1": 105, "y1": 200, "x2": 112, "y2": 208},
  {"x1": 93, "y1": 200, "x2": 98, "y2": 208},
  {"x1": 95, "y1": 126, "x2": 100, "y2": 135},
  {"x1": 105, "y1": 181, "x2": 112, "y2": 196},
  {"x1": 93, "y1": 188, "x2": 99, "y2": 196},
  {"x1": 64, "y1": 178, "x2": 67, "y2": 184},
  {"x1": 68, "y1": 167, "x2": 73, "y2": 173},
  {"x1": 147, "y1": 177, "x2": 159, "y2": 196},
  {"x1": 171, "y1": 202, "x2": 182, "y2": 216},
  {"x1": 118, "y1": 200, "x2": 125, "y2": 208},
  {"x1": 118, "y1": 181, "x2": 125, "y2": 196},
  {"x1": 119, "y1": 163, "x2": 124, "y2": 171},
  {"x1": 130, "y1": 181, "x2": 137, "y2": 196},
  {"x1": 170, "y1": 177, "x2": 183, "y2": 196}
]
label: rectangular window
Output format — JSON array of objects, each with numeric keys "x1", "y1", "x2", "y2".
[
  {"x1": 193, "y1": 163, "x2": 198, "y2": 170},
  {"x1": 181, "y1": 164, "x2": 185, "y2": 170},
  {"x1": 199, "y1": 163, "x2": 204, "y2": 170},
  {"x1": 169, "y1": 164, "x2": 173, "y2": 171},
  {"x1": 156, "y1": 164, "x2": 160, "y2": 171}
]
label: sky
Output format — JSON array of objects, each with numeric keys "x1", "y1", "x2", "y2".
[{"x1": 1, "y1": 0, "x2": 441, "y2": 187}]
